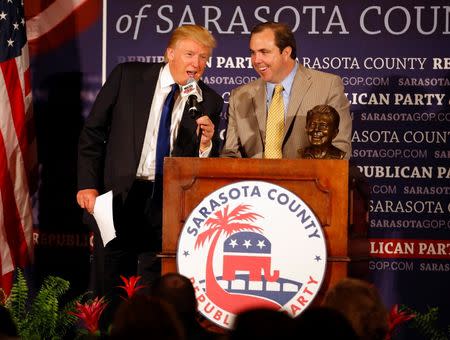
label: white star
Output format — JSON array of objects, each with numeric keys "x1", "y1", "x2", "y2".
[
  {"x1": 0, "y1": 11, "x2": 7, "y2": 20},
  {"x1": 243, "y1": 240, "x2": 252, "y2": 248},
  {"x1": 7, "y1": 0, "x2": 13, "y2": 3},
  {"x1": 13, "y1": 22, "x2": 19, "y2": 30},
  {"x1": 21, "y1": 18, "x2": 25, "y2": 25},
  {"x1": 229, "y1": 239, "x2": 238, "y2": 248},
  {"x1": 257, "y1": 240, "x2": 266, "y2": 249},
  {"x1": 7, "y1": 38, "x2": 14, "y2": 47}
]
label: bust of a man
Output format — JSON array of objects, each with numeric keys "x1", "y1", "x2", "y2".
[{"x1": 300, "y1": 105, "x2": 346, "y2": 159}]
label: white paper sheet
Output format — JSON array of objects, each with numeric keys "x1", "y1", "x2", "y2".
[{"x1": 92, "y1": 190, "x2": 116, "y2": 247}]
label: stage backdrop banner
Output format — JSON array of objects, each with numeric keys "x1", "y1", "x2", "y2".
[
  {"x1": 105, "y1": 1, "x2": 450, "y2": 337},
  {"x1": 27, "y1": 1, "x2": 448, "y2": 338}
]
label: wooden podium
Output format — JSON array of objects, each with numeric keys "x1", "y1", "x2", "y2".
[{"x1": 161, "y1": 157, "x2": 369, "y2": 304}]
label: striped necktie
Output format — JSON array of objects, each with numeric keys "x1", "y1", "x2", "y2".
[{"x1": 264, "y1": 84, "x2": 284, "y2": 158}]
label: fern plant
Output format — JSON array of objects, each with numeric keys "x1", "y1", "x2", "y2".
[
  {"x1": 4, "y1": 269, "x2": 83, "y2": 340},
  {"x1": 402, "y1": 305, "x2": 450, "y2": 340}
]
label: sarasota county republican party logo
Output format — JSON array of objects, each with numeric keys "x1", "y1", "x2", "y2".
[{"x1": 177, "y1": 180, "x2": 327, "y2": 329}]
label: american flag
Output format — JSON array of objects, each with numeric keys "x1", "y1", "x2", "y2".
[
  {"x1": 0, "y1": 0, "x2": 36, "y2": 294},
  {"x1": 0, "y1": 0, "x2": 100, "y2": 293}
]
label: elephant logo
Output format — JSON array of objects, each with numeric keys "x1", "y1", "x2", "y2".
[
  {"x1": 222, "y1": 232, "x2": 280, "y2": 282},
  {"x1": 177, "y1": 181, "x2": 326, "y2": 329}
]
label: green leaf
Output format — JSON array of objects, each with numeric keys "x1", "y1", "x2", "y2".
[
  {"x1": 402, "y1": 305, "x2": 448, "y2": 340},
  {"x1": 5, "y1": 269, "x2": 29, "y2": 334},
  {"x1": 4, "y1": 269, "x2": 87, "y2": 340}
]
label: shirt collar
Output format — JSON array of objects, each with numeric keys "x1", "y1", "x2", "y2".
[
  {"x1": 161, "y1": 63, "x2": 177, "y2": 90},
  {"x1": 266, "y1": 61, "x2": 299, "y2": 97}
]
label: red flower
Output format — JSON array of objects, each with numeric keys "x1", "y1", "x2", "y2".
[
  {"x1": 117, "y1": 275, "x2": 146, "y2": 299},
  {"x1": 386, "y1": 304, "x2": 416, "y2": 340},
  {"x1": 70, "y1": 296, "x2": 108, "y2": 334}
]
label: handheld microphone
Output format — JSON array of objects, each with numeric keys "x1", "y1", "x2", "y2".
[{"x1": 180, "y1": 78, "x2": 203, "y2": 119}]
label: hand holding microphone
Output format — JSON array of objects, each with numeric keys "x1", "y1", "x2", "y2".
[
  {"x1": 180, "y1": 78, "x2": 215, "y2": 152},
  {"x1": 180, "y1": 78, "x2": 203, "y2": 120}
]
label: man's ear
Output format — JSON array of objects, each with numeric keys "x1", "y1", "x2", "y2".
[
  {"x1": 282, "y1": 46, "x2": 292, "y2": 58},
  {"x1": 166, "y1": 47, "x2": 174, "y2": 61}
]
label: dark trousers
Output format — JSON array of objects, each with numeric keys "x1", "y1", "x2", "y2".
[{"x1": 97, "y1": 179, "x2": 164, "y2": 329}]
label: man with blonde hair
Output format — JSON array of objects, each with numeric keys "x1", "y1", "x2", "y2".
[
  {"x1": 164, "y1": 24, "x2": 217, "y2": 62},
  {"x1": 77, "y1": 25, "x2": 223, "y2": 325}
]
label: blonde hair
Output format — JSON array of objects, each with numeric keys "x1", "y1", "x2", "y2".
[{"x1": 164, "y1": 25, "x2": 216, "y2": 62}]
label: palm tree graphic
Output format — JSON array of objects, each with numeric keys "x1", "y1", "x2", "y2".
[{"x1": 195, "y1": 204, "x2": 281, "y2": 313}]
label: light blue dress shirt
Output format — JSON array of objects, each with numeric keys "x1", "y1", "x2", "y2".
[{"x1": 266, "y1": 62, "x2": 299, "y2": 120}]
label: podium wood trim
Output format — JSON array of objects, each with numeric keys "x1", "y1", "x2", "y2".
[{"x1": 162, "y1": 158, "x2": 353, "y2": 294}]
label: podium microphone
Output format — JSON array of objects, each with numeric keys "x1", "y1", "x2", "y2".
[{"x1": 180, "y1": 78, "x2": 203, "y2": 119}]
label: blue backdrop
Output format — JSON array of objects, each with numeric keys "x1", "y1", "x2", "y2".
[{"x1": 29, "y1": 1, "x2": 449, "y2": 338}]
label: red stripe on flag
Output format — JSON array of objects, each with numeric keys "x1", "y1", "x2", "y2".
[
  {"x1": 0, "y1": 132, "x2": 30, "y2": 270},
  {"x1": 24, "y1": 67, "x2": 31, "y2": 97},
  {"x1": 0, "y1": 2, "x2": 35, "y2": 294},
  {"x1": 0, "y1": 60, "x2": 36, "y2": 195},
  {"x1": 1, "y1": 60, "x2": 27, "y2": 157},
  {"x1": 1, "y1": 58, "x2": 37, "y2": 192},
  {"x1": 0, "y1": 271, "x2": 14, "y2": 297},
  {"x1": 24, "y1": 0, "x2": 57, "y2": 19}
]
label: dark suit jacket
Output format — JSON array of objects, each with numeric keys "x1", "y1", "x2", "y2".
[{"x1": 78, "y1": 62, "x2": 223, "y2": 200}]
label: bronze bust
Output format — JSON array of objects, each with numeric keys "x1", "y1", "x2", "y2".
[{"x1": 300, "y1": 105, "x2": 346, "y2": 159}]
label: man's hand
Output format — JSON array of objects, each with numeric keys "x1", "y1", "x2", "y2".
[
  {"x1": 76, "y1": 189, "x2": 99, "y2": 214},
  {"x1": 196, "y1": 115, "x2": 215, "y2": 152}
]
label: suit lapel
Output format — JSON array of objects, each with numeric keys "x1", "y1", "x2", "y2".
[
  {"x1": 133, "y1": 64, "x2": 163, "y2": 162},
  {"x1": 284, "y1": 65, "x2": 311, "y2": 140},
  {"x1": 172, "y1": 103, "x2": 198, "y2": 156},
  {"x1": 252, "y1": 80, "x2": 267, "y2": 142}
]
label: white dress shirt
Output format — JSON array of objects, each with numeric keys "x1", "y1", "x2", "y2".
[{"x1": 136, "y1": 64, "x2": 210, "y2": 180}]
